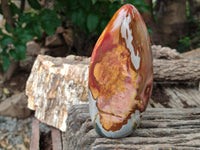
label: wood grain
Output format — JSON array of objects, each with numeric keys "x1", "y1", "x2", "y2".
[
  {"x1": 153, "y1": 59, "x2": 200, "y2": 82},
  {"x1": 51, "y1": 127, "x2": 62, "y2": 150},
  {"x1": 30, "y1": 118, "x2": 39, "y2": 150},
  {"x1": 63, "y1": 104, "x2": 200, "y2": 150}
]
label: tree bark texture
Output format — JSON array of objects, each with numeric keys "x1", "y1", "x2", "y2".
[
  {"x1": 151, "y1": 45, "x2": 181, "y2": 59},
  {"x1": 181, "y1": 47, "x2": 200, "y2": 60},
  {"x1": 26, "y1": 54, "x2": 200, "y2": 131},
  {"x1": 150, "y1": 84, "x2": 200, "y2": 108},
  {"x1": 188, "y1": 0, "x2": 200, "y2": 19},
  {"x1": 141, "y1": 0, "x2": 162, "y2": 44},
  {"x1": 153, "y1": 59, "x2": 200, "y2": 82},
  {"x1": 142, "y1": 0, "x2": 153, "y2": 24},
  {"x1": 1, "y1": 0, "x2": 15, "y2": 28},
  {"x1": 20, "y1": 0, "x2": 26, "y2": 13},
  {"x1": 63, "y1": 104, "x2": 200, "y2": 150},
  {"x1": 155, "y1": 0, "x2": 187, "y2": 47}
]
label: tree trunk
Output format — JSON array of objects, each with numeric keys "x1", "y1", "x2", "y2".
[
  {"x1": 141, "y1": 0, "x2": 162, "y2": 44},
  {"x1": 142, "y1": 0, "x2": 153, "y2": 24},
  {"x1": 189, "y1": 0, "x2": 200, "y2": 18},
  {"x1": 1, "y1": 0, "x2": 15, "y2": 28},
  {"x1": 20, "y1": 0, "x2": 26, "y2": 13},
  {"x1": 1, "y1": 0, "x2": 20, "y2": 81},
  {"x1": 156, "y1": 0, "x2": 187, "y2": 47}
]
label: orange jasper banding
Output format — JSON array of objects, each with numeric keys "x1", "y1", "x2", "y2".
[{"x1": 89, "y1": 4, "x2": 153, "y2": 138}]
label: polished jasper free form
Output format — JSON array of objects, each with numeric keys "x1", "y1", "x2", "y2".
[{"x1": 89, "y1": 4, "x2": 153, "y2": 138}]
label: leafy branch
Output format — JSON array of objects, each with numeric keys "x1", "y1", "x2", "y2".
[{"x1": 0, "y1": 0, "x2": 61, "y2": 71}]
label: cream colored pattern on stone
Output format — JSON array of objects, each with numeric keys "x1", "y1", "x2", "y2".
[{"x1": 121, "y1": 13, "x2": 141, "y2": 70}]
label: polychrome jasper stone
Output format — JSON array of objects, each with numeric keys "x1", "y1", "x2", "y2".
[{"x1": 89, "y1": 4, "x2": 153, "y2": 138}]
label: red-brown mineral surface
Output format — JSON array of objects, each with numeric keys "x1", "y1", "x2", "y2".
[{"x1": 89, "y1": 4, "x2": 153, "y2": 138}]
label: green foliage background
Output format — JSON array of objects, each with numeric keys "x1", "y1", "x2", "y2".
[
  {"x1": 0, "y1": 0, "x2": 149, "y2": 71},
  {"x1": 0, "y1": 0, "x2": 61, "y2": 71},
  {"x1": 55, "y1": 0, "x2": 149, "y2": 34}
]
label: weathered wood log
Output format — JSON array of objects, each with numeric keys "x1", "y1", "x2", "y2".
[
  {"x1": 26, "y1": 55, "x2": 200, "y2": 131},
  {"x1": 26, "y1": 55, "x2": 89, "y2": 131},
  {"x1": 63, "y1": 104, "x2": 200, "y2": 150},
  {"x1": 151, "y1": 45, "x2": 181, "y2": 59},
  {"x1": 153, "y1": 59, "x2": 200, "y2": 82},
  {"x1": 150, "y1": 86, "x2": 200, "y2": 108},
  {"x1": 181, "y1": 47, "x2": 200, "y2": 60}
]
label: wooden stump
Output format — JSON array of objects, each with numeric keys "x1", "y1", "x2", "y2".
[{"x1": 63, "y1": 104, "x2": 200, "y2": 150}]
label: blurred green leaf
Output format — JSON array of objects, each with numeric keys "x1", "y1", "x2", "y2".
[
  {"x1": 12, "y1": 26, "x2": 34, "y2": 43},
  {"x1": 79, "y1": 0, "x2": 91, "y2": 11},
  {"x1": 124, "y1": 0, "x2": 150, "y2": 13},
  {"x1": 5, "y1": 22, "x2": 11, "y2": 32},
  {"x1": 9, "y1": 3, "x2": 21, "y2": 15},
  {"x1": 71, "y1": 9, "x2": 87, "y2": 31},
  {"x1": 147, "y1": 27, "x2": 153, "y2": 35},
  {"x1": 0, "y1": 35, "x2": 13, "y2": 48},
  {"x1": 27, "y1": 0, "x2": 41, "y2": 10},
  {"x1": 99, "y1": 20, "x2": 107, "y2": 34},
  {"x1": 20, "y1": 30, "x2": 34, "y2": 43},
  {"x1": 18, "y1": 14, "x2": 31, "y2": 26},
  {"x1": 87, "y1": 13, "x2": 99, "y2": 32},
  {"x1": 40, "y1": 9, "x2": 61, "y2": 36},
  {"x1": 32, "y1": 25, "x2": 42, "y2": 39},
  {"x1": 15, "y1": 44, "x2": 26, "y2": 60},
  {"x1": 2, "y1": 54, "x2": 10, "y2": 71},
  {"x1": 92, "y1": 0, "x2": 98, "y2": 4},
  {"x1": 68, "y1": 0, "x2": 79, "y2": 10},
  {"x1": 55, "y1": 0, "x2": 68, "y2": 10},
  {"x1": 12, "y1": 26, "x2": 23, "y2": 35},
  {"x1": 108, "y1": 2, "x2": 120, "y2": 18},
  {"x1": 10, "y1": 49, "x2": 17, "y2": 60}
]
